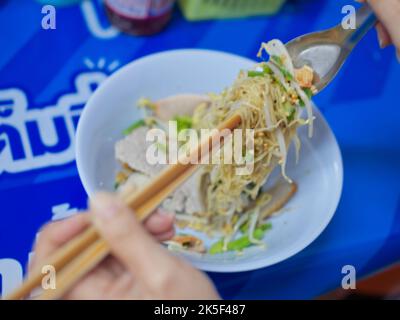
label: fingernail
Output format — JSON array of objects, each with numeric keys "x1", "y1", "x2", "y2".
[
  {"x1": 91, "y1": 193, "x2": 122, "y2": 220},
  {"x1": 378, "y1": 35, "x2": 384, "y2": 49},
  {"x1": 165, "y1": 212, "x2": 176, "y2": 220},
  {"x1": 157, "y1": 208, "x2": 172, "y2": 216},
  {"x1": 376, "y1": 27, "x2": 386, "y2": 49},
  {"x1": 157, "y1": 210, "x2": 176, "y2": 222},
  {"x1": 377, "y1": 33, "x2": 389, "y2": 49}
]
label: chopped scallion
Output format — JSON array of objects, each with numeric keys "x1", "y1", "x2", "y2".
[{"x1": 123, "y1": 119, "x2": 146, "y2": 135}]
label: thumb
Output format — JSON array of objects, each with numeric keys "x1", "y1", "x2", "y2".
[{"x1": 90, "y1": 192, "x2": 171, "y2": 277}]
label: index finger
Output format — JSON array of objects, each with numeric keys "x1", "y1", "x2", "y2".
[
  {"x1": 368, "y1": 0, "x2": 400, "y2": 48},
  {"x1": 90, "y1": 193, "x2": 180, "y2": 286}
]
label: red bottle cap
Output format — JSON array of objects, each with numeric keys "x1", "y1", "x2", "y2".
[{"x1": 105, "y1": 0, "x2": 175, "y2": 36}]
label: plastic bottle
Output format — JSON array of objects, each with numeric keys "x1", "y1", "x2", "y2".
[{"x1": 104, "y1": 0, "x2": 176, "y2": 36}]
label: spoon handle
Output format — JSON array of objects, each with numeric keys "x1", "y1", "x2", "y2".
[{"x1": 340, "y1": 4, "x2": 377, "y2": 50}]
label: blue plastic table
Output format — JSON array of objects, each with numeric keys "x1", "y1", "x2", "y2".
[{"x1": 0, "y1": 0, "x2": 399, "y2": 299}]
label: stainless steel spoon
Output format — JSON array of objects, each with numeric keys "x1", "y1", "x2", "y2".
[{"x1": 286, "y1": 3, "x2": 377, "y2": 92}]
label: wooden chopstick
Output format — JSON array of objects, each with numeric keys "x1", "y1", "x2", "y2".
[
  {"x1": 35, "y1": 239, "x2": 109, "y2": 300},
  {"x1": 5, "y1": 114, "x2": 242, "y2": 300},
  {"x1": 4, "y1": 226, "x2": 99, "y2": 300}
]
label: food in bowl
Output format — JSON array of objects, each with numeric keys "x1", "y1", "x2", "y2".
[{"x1": 113, "y1": 40, "x2": 317, "y2": 255}]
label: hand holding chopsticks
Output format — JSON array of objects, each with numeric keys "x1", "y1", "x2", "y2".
[
  {"x1": 5, "y1": 114, "x2": 241, "y2": 300},
  {"x1": 26, "y1": 194, "x2": 219, "y2": 300}
]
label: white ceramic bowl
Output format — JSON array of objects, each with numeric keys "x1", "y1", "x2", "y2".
[{"x1": 76, "y1": 49, "x2": 343, "y2": 272}]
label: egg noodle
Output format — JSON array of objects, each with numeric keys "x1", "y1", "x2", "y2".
[
  {"x1": 117, "y1": 40, "x2": 316, "y2": 253},
  {"x1": 189, "y1": 40, "x2": 316, "y2": 249}
]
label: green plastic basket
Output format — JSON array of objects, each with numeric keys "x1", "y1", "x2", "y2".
[{"x1": 178, "y1": 0, "x2": 286, "y2": 21}]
